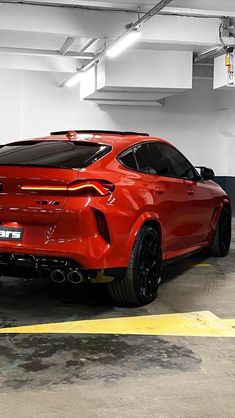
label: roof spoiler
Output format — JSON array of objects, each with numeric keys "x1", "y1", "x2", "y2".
[{"x1": 50, "y1": 130, "x2": 149, "y2": 137}]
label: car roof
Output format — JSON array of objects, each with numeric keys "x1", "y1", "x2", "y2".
[{"x1": 9, "y1": 131, "x2": 171, "y2": 154}]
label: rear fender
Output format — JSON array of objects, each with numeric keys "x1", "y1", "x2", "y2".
[{"x1": 124, "y1": 212, "x2": 162, "y2": 264}]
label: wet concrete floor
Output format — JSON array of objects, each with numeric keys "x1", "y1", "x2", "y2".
[{"x1": 0, "y1": 230, "x2": 235, "y2": 417}]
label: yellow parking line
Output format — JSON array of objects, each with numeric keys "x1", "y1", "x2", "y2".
[
  {"x1": 222, "y1": 318, "x2": 235, "y2": 327},
  {"x1": 0, "y1": 310, "x2": 235, "y2": 337},
  {"x1": 194, "y1": 263, "x2": 212, "y2": 267}
]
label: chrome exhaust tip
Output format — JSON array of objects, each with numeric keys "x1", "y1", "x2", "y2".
[
  {"x1": 67, "y1": 270, "x2": 84, "y2": 284},
  {"x1": 51, "y1": 269, "x2": 67, "y2": 284}
]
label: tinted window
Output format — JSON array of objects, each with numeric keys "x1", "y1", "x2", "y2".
[
  {"x1": 119, "y1": 149, "x2": 137, "y2": 170},
  {"x1": 134, "y1": 143, "x2": 174, "y2": 176},
  {"x1": 0, "y1": 141, "x2": 111, "y2": 169},
  {"x1": 160, "y1": 143, "x2": 196, "y2": 179}
]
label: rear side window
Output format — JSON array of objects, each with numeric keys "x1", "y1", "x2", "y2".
[
  {"x1": 0, "y1": 141, "x2": 111, "y2": 169},
  {"x1": 118, "y1": 149, "x2": 138, "y2": 170},
  {"x1": 134, "y1": 143, "x2": 174, "y2": 176}
]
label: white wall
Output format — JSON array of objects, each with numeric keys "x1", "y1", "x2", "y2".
[
  {"x1": 0, "y1": 70, "x2": 22, "y2": 139},
  {"x1": 0, "y1": 69, "x2": 229, "y2": 176},
  {"x1": 214, "y1": 88, "x2": 235, "y2": 177}
]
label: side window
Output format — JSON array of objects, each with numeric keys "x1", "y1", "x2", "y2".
[
  {"x1": 134, "y1": 142, "x2": 174, "y2": 176},
  {"x1": 119, "y1": 148, "x2": 138, "y2": 171},
  {"x1": 160, "y1": 143, "x2": 196, "y2": 180}
]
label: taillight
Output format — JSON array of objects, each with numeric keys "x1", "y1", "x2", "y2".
[{"x1": 21, "y1": 180, "x2": 114, "y2": 196}]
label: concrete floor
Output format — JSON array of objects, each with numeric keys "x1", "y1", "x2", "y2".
[{"x1": 0, "y1": 227, "x2": 235, "y2": 417}]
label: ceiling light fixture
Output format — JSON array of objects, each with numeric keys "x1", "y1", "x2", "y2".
[
  {"x1": 106, "y1": 29, "x2": 141, "y2": 58},
  {"x1": 60, "y1": 0, "x2": 173, "y2": 88},
  {"x1": 64, "y1": 71, "x2": 83, "y2": 88}
]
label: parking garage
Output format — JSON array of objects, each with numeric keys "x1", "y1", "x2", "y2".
[{"x1": 0, "y1": 1, "x2": 235, "y2": 417}]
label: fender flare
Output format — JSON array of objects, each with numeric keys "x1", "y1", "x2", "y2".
[
  {"x1": 124, "y1": 212, "x2": 162, "y2": 264},
  {"x1": 215, "y1": 197, "x2": 231, "y2": 225},
  {"x1": 208, "y1": 197, "x2": 231, "y2": 244}
]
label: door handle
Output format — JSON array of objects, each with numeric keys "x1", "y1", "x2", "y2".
[{"x1": 155, "y1": 187, "x2": 165, "y2": 195}]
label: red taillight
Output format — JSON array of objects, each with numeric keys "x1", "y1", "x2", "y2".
[
  {"x1": 21, "y1": 180, "x2": 114, "y2": 196},
  {"x1": 21, "y1": 185, "x2": 67, "y2": 192},
  {"x1": 68, "y1": 181, "x2": 111, "y2": 195}
]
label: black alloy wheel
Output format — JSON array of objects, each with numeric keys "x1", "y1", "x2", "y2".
[
  {"x1": 135, "y1": 229, "x2": 161, "y2": 301},
  {"x1": 108, "y1": 226, "x2": 162, "y2": 306},
  {"x1": 209, "y1": 205, "x2": 231, "y2": 257}
]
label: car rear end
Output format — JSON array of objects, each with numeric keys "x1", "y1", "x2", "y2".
[{"x1": 0, "y1": 137, "x2": 115, "y2": 282}]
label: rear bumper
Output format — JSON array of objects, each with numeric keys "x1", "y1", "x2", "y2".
[
  {"x1": 0, "y1": 204, "x2": 130, "y2": 269},
  {"x1": 0, "y1": 197, "x2": 136, "y2": 271},
  {"x1": 0, "y1": 239, "x2": 127, "y2": 270},
  {"x1": 0, "y1": 252, "x2": 127, "y2": 283}
]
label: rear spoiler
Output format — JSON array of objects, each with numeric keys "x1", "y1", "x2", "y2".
[{"x1": 50, "y1": 130, "x2": 149, "y2": 137}]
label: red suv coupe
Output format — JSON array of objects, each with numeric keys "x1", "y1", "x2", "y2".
[{"x1": 0, "y1": 130, "x2": 231, "y2": 305}]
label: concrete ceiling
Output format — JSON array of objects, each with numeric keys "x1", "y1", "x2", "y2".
[
  {"x1": 2, "y1": 0, "x2": 235, "y2": 13},
  {"x1": 0, "y1": 0, "x2": 231, "y2": 106},
  {"x1": 0, "y1": 0, "x2": 233, "y2": 74}
]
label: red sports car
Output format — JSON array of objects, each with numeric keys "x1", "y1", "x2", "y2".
[{"x1": 0, "y1": 130, "x2": 231, "y2": 305}]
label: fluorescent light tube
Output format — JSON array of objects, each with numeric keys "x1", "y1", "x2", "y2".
[
  {"x1": 65, "y1": 71, "x2": 83, "y2": 88},
  {"x1": 106, "y1": 30, "x2": 141, "y2": 58}
]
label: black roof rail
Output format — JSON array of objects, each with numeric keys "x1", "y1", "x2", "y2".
[{"x1": 50, "y1": 130, "x2": 149, "y2": 137}]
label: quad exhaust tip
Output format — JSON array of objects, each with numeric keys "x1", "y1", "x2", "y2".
[
  {"x1": 67, "y1": 270, "x2": 84, "y2": 284},
  {"x1": 50, "y1": 269, "x2": 67, "y2": 284},
  {"x1": 50, "y1": 269, "x2": 85, "y2": 284}
]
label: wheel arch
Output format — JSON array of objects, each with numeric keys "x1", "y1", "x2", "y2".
[
  {"x1": 141, "y1": 219, "x2": 162, "y2": 243},
  {"x1": 208, "y1": 198, "x2": 232, "y2": 245},
  {"x1": 217, "y1": 198, "x2": 232, "y2": 224},
  {"x1": 123, "y1": 212, "x2": 163, "y2": 265},
  {"x1": 223, "y1": 200, "x2": 232, "y2": 216},
  {"x1": 208, "y1": 197, "x2": 232, "y2": 257}
]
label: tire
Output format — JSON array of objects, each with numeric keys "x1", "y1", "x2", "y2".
[
  {"x1": 209, "y1": 205, "x2": 231, "y2": 257},
  {"x1": 108, "y1": 226, "x2": 162, "y2": 306}
]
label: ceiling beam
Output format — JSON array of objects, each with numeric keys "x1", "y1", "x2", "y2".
[
  {"x1": 59, "y1": 36, "x2": 76, "y2": 55},
  {"x1": 0, "y1": 46, "x2": 94, "y2": 59},
  {"x1": 0, "y1": 53, "x2": 78, "y2": 72},
  {"x1": 1, "y1": 1, "x2": 235, "y2": 18},
  {"x1": 0, "y1": 3, "x2": 137, "y2": 38},
  {"x1": 194, "y1": 46, "x2": 225, "y2": 63},
  {"x1": 140, "y1": 15, "x2": 220, "y2": 46},
  {"x1": 161, "y1": 7, "x2": 235, "y2": 19},
  {"x1": 79, "y1": 39, "x2": 97, "y2": 54},
  {"x1": 0, "y1": 3, "x2": 221, "y2": 45}
]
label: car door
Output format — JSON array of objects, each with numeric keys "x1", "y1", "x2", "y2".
[
  {"x1": 159, "y1": 142, "x2": 216, "y2": 246},
  {"x1": 133, "y1": 142, "x2": 198, "y2": 257}
]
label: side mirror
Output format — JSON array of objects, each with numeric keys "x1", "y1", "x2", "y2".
[{"x1": 195, "y1": 166, "x2": 215, "y2": 181}]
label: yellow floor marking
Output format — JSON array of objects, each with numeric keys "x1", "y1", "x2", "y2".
[
  {"x1": 222, "y1": 318, "x2": 235, "y2": 327},
  {"x1": 0, "y1": 311, "x2": 235, "y2": 337},
  {"x1": 194, "y1": 263, "x2": 212, "y2": 267}
]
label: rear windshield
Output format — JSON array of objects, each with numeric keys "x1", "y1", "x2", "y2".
[{"x1": 0, "y1": 141, "x2": 111, "y2": 169}]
